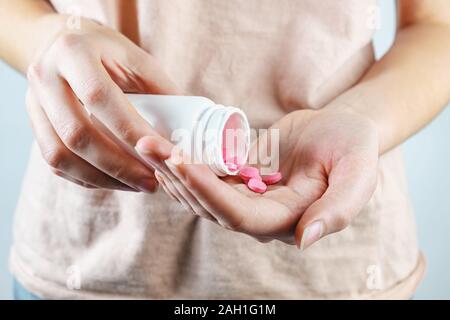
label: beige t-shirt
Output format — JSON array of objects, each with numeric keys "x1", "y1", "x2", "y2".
[{"x1": 10, "y1": 0, "x2": 425, "y2": 299}]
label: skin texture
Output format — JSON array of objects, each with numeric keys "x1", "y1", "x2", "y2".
[
  {"x1": 1, "y1": 1, "x2": 449, "y2": 249},
  {"x1": 135, "y1": 1, "x2": 450, "y2": 249},
  {"x1": 136, "y1": 108, "x2": 378, "y2": 247},
  {"x1": 1, "y1": 9, "x2": 178, "y2": 191}
]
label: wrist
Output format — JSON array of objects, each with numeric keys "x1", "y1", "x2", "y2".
[
  {"x1": 4, "y1": 13, "x2": 67, "y2": 73},
  {"x1": 323, "y1": 97, "x2": 394, "y2": 155},
  {"x1": 322, "y1": 100, "x2": 384, "y2": 154},
  {"x1": 27, "y1": 14, "x2": 68, "y2": 61},
  {"x1": 17, "y1": 14, "x2": 100, "y2": 73}
]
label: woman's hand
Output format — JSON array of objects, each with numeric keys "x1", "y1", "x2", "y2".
[
  {"x1": 136, "y1": 108, "x2": 379, "y2": 249},
  {"x1": 26, "y1": 16, "x2": 178, "y2": 191}
]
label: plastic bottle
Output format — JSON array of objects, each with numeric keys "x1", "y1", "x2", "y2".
[{"x1": 125, "y1": 94, "x2": 250, "y2": 176}]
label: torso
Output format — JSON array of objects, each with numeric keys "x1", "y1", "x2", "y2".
[{"x1": 11, "y1": 0, "x2": 423, "y2": 299}]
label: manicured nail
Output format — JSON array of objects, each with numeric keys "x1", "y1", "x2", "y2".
[
  {"x1": 135, "y1": 143, "x2": 151, "y2": 155},
  {"x1": 134, "y1": 146, "x2": 160, "y2": 169},
  {"x1": 135, "y1": 137, "x2": 173, "y2": 159},
  {"x1": 299, "y1": 221, "x2": 324, "y2": 251}
]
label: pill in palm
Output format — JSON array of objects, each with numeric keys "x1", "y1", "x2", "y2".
[
  {"x1": 261, "y1": 172, "x2": 282, "y2": 185},
  {"x1": 247, "y1": 178, "x2": 267, "y2": 193},
  {"x1": 239, "y1": 166, "x2": 260, "y2": 181}
]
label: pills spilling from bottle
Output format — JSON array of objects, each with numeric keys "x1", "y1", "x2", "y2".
[
  {"x1": 238, "y1": 166, "x2": 260, "y2": 182},
  {"x1": 238, "y1": 166, "x2": 282, "y2": 194},
  {"x1": 261, "y1": 172, "x2": 282, "y2": 185},
  {"x1": 247, "y1": 178, "x2": 267, "y2": 193}
]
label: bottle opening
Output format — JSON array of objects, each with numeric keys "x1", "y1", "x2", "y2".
[
  {"x1": 196, "y1": 104, "x2": 250, "y2": 176},
  {"x1": 221, "y1": 111, "x2": 249, "y2": 174}
]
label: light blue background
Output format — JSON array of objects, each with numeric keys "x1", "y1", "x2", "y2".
[{"x1": 1, "y1": 0, "x2": 449, "y2": 299}]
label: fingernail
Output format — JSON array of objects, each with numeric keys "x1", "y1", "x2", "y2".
[
  {"x1": 299, "y1": 221, "x2": 324, "y2": 251},
  {"x1": 136, "y1": 178, "x2": 158, "y2": 193},
  {"x1": 134, "y1": 146, "x2": 154, "y2": 162},
  {"x1": 135, "y1": 143, "x2": 151, "y2": 155},
  {"x1": 134, "y1": 146, "x2": 160, "y2": 169},
  {"x1": 135, "y1": 137, "x2": 173, "y2": 158}
]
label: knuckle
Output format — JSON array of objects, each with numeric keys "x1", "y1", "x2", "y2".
[
  {"x1": 60, "y1": 123, "x2": 91, "y2": 151},
  {"x1": 79, "y1": 79, "x2": 109, "y2": 105},
  {"x1": 53, "y1": 33, "x2": 84, "y2": 53},
  {"x1": 126, "y1": 49, "x2": 152, "y2": 70},
  {"x1": 114, "y1": 119, "x2": 137, "y2": 143},
  {"x1": 27, "y1": 60, "x2": 47, "y2": 83},
  {"x1": 42, "y1": 147, "x2": 68, "y2": 170}
]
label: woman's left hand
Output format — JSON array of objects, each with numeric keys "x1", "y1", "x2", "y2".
[{"x1": 136, "y1": 108, "x2": 379, "y2": 250}]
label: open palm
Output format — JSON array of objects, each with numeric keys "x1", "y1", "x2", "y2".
[{"x1": 136, "y1": 108, "x2": 379, "y2": 249}]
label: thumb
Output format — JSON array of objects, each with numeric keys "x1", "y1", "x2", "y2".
[
  {"x1": 135, "y1": 135, "x2": 174, "y2": 165},
  {"x1": 295, "y1": 153, "x2": 378, "y2": 251}
]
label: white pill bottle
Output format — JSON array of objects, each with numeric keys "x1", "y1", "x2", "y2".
[{"x1": 126, "y1": 94, "x2": 250, "y2": 176}]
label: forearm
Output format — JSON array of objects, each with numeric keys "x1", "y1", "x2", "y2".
[
  {"x1": 0, "y1": 0, "x2": 64, "y2": 73},
  {"x1": 329, "y1": 22, "x2": 450, "y2": 154}
]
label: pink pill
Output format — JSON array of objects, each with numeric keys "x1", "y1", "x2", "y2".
[
  {"x1": 261, "y1": 172, "x2": 282, "y2": 185},
  {"x1": 247, "y1": 178, "x2": 267, "y2": 194},
  {"x1": 239, "y1": 166, "x2": 260, "y2": 181}
]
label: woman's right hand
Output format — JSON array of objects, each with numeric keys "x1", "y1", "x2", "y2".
[{"x1": 26, "y1": 15, "x2": 178, "y2": 192}]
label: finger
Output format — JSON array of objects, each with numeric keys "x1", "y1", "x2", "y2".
[
  {"x1": 53, "y1": 39, "x2": 159, "y2": 146},
  {"x1": 27, "y1": 63, "x2": 157, "y2": 192},
  {"x1": 108, "y1": 43, "x2": 180, "y2": 94},
  {"x1": 295, "y1": 152, "x2": 378, "y2": 250},
  {"x1": 155, "y1": 170, "x2": 195, "y2": 215},
  {"x1": 162, "y1": 170, "x2": 217, "y2": 222},
  {"x1": 155, "y1": 170, "x2": 187, "y2": 206},
  {"x1": 154, "y1": 171, "x2": 177, "y2": 201},
  {"x1": 26, "y1": 89, "x2": 137, "y2": 191},
  {"x1": 161, "y1": 170, "x2": 214, "y2": 220},
  {"x1": 283, "y1": 166, "x2": 329, "y2": 217},
  {"x1": 137, "y1": 136, "x2": 294, "y2": 234},
  {"x1": 165, "y1": 158, "x2": 253, "y2": 231},
  {"x1": 136, "y1": 137, "x2": 217, "y2": 221},
  {"x1": 52, "y1": 169, "x2": 97, "y2": 189}
]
